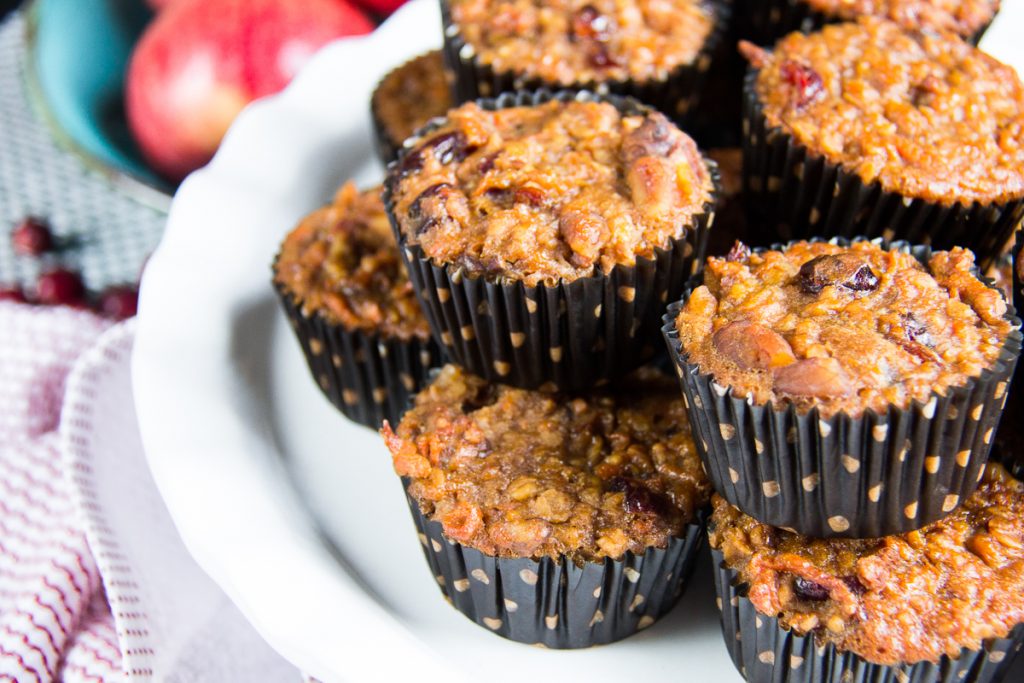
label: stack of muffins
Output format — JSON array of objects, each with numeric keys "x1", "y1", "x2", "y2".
[{"x1": 272, "y1": 0, "x2": 1024, "y2": 679}]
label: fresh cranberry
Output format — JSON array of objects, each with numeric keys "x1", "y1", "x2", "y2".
[
  {"x1": 0, "y1": 285, "x2": 27, "y2": 303},
  {"x1": 36, "y1": 268, "x2": 86, "y2": 306},
  {"x1": 793, "y1": 576, "x2": 830, "y2": 601},
  {"x1": 780, "y1": 60, "x2": 825, "y2": 109},
  {"x1": 11, "y1": 217, "x2": 54, "y2": 256},
  {"x1": 97, "y1": 285, "x2": 139, "y2": 319}
]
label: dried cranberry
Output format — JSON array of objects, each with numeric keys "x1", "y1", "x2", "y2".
[
  {"x1": 0, "y1": 285, "x2": 27, "y2": 303},
  {"x1": 726, "y1": 241, "x2": 751, "y2": 263},
  {"x1": 793, "y1": 577, "x2": 830, "y2": 601},
  {"x1": 477, "y1": 153, "x2": 498, "y2": 175},
  {"x1": 36, "y1": 268, "x2": 85, "y2": 306},
  {"x1": 780, "y1": 60, "x2": 825, "y2": 110},
  {"x1": 609, "y1": 476, "x2": 665, "y2": 515},
  {"x1": 408, "y1": 183, "x2": 454, "y2": 235},
  {"x1": 423, "y1": 131, "x2": 473, "y2": 166},
  {"x1": 513, "y1": 186, "x2": 545, "y2": 207},
  {"x1": 572, "y1": 5, "x2": 609, "y2": 41},
  {"x1": 397, "y1": 148, "x2": 425, "y2": 176},
  {"x1": 588, "y1": 44, "x2": 619, "y2": 69},
  {"x1": 98, "y1": 285, "x2": 139, "y2": 319},
  {"x1": 846, "y1": 265, "x2": 879, "y2": 292},
  {"x1": 902, "y1": 314, "x2": 933, "y2": 347},
  {"x1": 11, "y1": 217, "x2": 53, "y2": 256}
]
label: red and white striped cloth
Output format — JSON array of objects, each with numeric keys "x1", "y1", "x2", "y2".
[{"x1": 0, "y1": 302, "x2": 300, "y2": 682}]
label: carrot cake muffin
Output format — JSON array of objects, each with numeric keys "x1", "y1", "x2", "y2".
[
  {"x1": 275, "y1": 183, "x2": 429, "y2": 340},
  {"x1": 383, "y1": 364, "x2": 710, "y2": 561},
  {"x1": 799, "y1": 0, "x2": 998, "y2": 41},
  {"x1": 389, "y1": 98, "x2": 715, "y2": 287},
  {"x1": 741, "y1": 18, "x2": 1024, "y2": 207},
  {"x1": 371, "y1": 51, "x2": 453, "y2": 161},
  {"x1": 446, "y1": 0, "x2": 716, "y2": 86},
  {"x1": 274, "y1": 183, "x2": 439, "y2": 427},
  {"x1": 710, "y1": 462, "x2": 1024, "y2": 667},
  {"x1": 674, "y1": 240, "x2": 1014, "y2": 417}
]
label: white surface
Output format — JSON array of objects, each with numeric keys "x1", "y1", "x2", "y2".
[{"x1": 132, "y1": 2, "x2": 1024, "y2": 682}]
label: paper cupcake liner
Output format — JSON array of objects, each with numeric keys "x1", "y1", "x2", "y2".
[
  {"x1": 384, "y1": 89, "x2": 718, "y2": 391},
  {"x1": 370, "y1": 97, "x2": 401, "y2": 167},
  {"x1": 741, "y1": 70, "x2": 1024, "y2": 270},
  {"x1": 662, "y1": 238, "x2": 1023, "y2": 538},
  {"x1": 403, "y1": 483, "x2": 706, "y2": 648},
  {"x1": 736, "y1": 0, "x2": 993, "y2": 47},
  {"x1": 711, "y1": 548, "x2": 1024, "y2": 683},
  {"x1": 439, "y1": 0, "x2": 727, "y2": 126},
  {"x1": 274, "y1": 281, "x2": 444, "y2": 429}
]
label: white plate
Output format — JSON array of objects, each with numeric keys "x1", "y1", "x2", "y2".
[{"x1": 132, "y1": 3, "x2": 1024, "y2": 681}]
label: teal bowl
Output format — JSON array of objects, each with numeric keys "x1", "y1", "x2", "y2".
[{"x1": 24, "y1": 0, "x2": 174, "y2": 209}]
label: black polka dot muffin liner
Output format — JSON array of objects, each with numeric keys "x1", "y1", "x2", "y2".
[
  {"x1": 735, "y1": 0, "x2": 994, "y2": 48},
  {"x1": 383, "y1": 89, "x2": 718, "y2": 392},
  {"x1": 741, "y1": 70, "x2": 1024, "y2": 271},
  {"x1": 273, "y1": 280, "x2": 444, "y2": 430},
  {"x1": 439, "y1": 0, "x2": 728, "y2": 126},
  {"x1": 711, "y1": 548, "x2": 1024, "y2": 683},
  {"x1": 403, "y1": 482, "x2": 706, "y2": 648},
  {"x1": 661, "y1": 238, "x2": 1023, "y2": 538}
]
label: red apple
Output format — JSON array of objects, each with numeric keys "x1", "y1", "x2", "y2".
[
  {"x1": 126, "y1": 0, "x2": 374, "y2": 182},
  {"x1": 351, "y1": 0, "x2": 408, "y2": 16}
]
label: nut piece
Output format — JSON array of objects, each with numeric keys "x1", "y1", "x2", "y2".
[
  {"x1": 798, "y1": 254, "x2": 879, "y2": 294},
  {"x1": 713, "y1": 320, "x2": 796, "y2": 370},
  {"x1": 558, "y1": 206, "x2": 609, "y2": 268},
  {"x1": 772, "y1": 357, "x2": 854, "y2": 398}
]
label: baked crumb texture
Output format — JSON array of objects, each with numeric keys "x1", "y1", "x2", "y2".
[
  {"x1": 739, "y1": 0, "x2": 998, "y2": 48},
  {"x1": 741, "y1": 18, "x2": 1024, "y2": 268},
  {"x1": 710, "y1": 464, "x2": 1024, "y2": 680},
  {"x1": 441, "y1": 0, "x2": 724, "y2": 122},
  {"x1": 371, "y1": 51, "x2": 453, "y2": 164},
  {"x1": 384, "y1": 364, "x2": 709, "y2": 647},
  {"x1": 662, "y1": 238, "x2": 1021, "y2": 538},
  {"x1": 273, "y1": 183, "x2": 443, "y2": 428},
  {"x1": 385, "y1": 90, "x2": 717, "y2": 391}
]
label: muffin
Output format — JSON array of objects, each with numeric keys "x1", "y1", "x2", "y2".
[
  {"x1": 370, "y1": 51, "x2": 453, "y2": 165},
  {"x1": 741, "y1": 18, "x2": 1024, "y2": 269},
  {"x1": 739, "y1": 0, "x2": 999, "y2": 48},
  {"x1": 441, "y1": 0, "x2": 725, "y2": 123},
  {"x1": 662, "y1": 238, "x2": 1021, "y2": 537},
  {"x1": 273, "y1": 182, "x2": 443, "y2": 429},
  {"x1": 381, "y1": 364, "x2": 711, "y2": 648},
  {"x1": 385, "y1": 89, "x2": 717, "y2": 391},
  {"x1": 709, "y1": 463, "x2": 1024, "y2": 683}
]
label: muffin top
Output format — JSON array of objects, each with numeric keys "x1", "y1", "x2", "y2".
[
  {"x1": 709, "y1": 464, "x2": 1024, "y2": 666},
  {"x1": 742, "y1": 18, "x2": 1024, "y2": 205},
  {"x1": 382, "y1": 364, "x2": 711, "y2": 562},
  {"x1": 389, "y1": 99, "x2": 715, "y2": 287},
  {"x1": 803, "y1": 0, "x2": 998, "y2": 39},
  {"x1": 674, "y1": 240, "x2": 1013, "y2": 417},
  {"x1": 372, "y1": 51, "x2": 453, "y2": 149},
  {"x1": 274, "y1": 183, "x2": 430, "y2": 340},
  {"x1": 448, "y1": 0, "x2": 715, "y2": 84}
]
